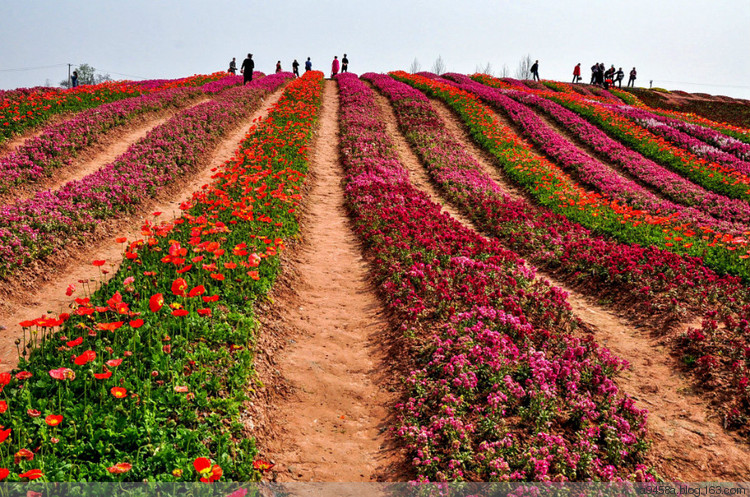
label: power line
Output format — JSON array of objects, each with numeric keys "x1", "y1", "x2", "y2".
[{"x1": 0, "y1": 63, "x2": 68, "y2": 73}]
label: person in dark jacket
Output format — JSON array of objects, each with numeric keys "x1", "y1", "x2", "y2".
[
  {"x1": 615, "y1": 67, "x2": 624, "y2": 88},
  {"x1": 71, "y1": 71, "x2": 79, "y2": 88},
  {"x1": 241, "y1": 54, "x2": 254, "y2": 85},
  {"x1": 275, "y1": 61, "x2": 282, "y2": 74},
  {"x1": 628, "y1": 67, "x2": 637, "y2": 87},
  {"x1": 228, "y1": 58, "x2": 237, "y2": 74},
  {"x1": 341, "y1": 54, "x2": 349, "y2": 73},
  {"x1": 305, "y1": 57, "x2": 312, "y2": 72},
  {"x1": 530, "y1": 60, "x2": 539, "y2": 81},
  {"x1": 292, "y1": 59, "x2": 300, "y2": 78}
]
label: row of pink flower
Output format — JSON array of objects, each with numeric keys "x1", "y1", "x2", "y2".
[
  {"x1": 442, "y1": 74, "x2": 750, "y2": 233},
  {"x1": 0, "y1": 87, "x2": 202, "y2": 193},
  {"x1": 0, "y1": 73, "x2": 292, "y2": 280},
  {"x1": 608, "y1": 104, "x2": 750, "y2": 167},
  {"x1": 199, "y1": 72, "x2": 265, "y2": 94},
  {"x1": 342, "y1": 72, "x2": 652, "y2": 482}
]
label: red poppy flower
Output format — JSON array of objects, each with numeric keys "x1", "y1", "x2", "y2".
[
  {"x1": 253, "y1": 459, "x2": 274, "y2": 472},
  {"x1": 27, "y1": 409, "x2": 41, "y2": 418},
  {"x1": 0, "y1": 468, "x2": 8, "y2": 480},
  {"x1": 14, "y1": 448, "x2": 34, "y2": 464},
  {"x1": 66, "y1": 337, "x2": 84, "y2": 348},
  {"x1": 171, "y1": 278, "x2": 188, "y2": 297},
  {"x1": 0, "y1": 401, "x2": 6, "y2": 413},
  {"x1": 45, "y1": 414, "x2": 63, "y2": 427},
  {"x1": 129, "y1": 319, "x2": 144, "y2": 328},
  {"x1": 106, "y1": 359, "x2": 123, "y2": 367},
  {"x1": 194, "y1": 457, "x2": 211, "y2": 474},
  {"x1": 202, "y1": 465, "x2": 222, "y2": 483},
  {"x1": 202, "y1": 295, "x2": 219, "y2": 303},
  {"x1": 223, "y1": 262, "x2": 237, "y2": 270},
  {"x1": 16, "y1": 370, "x2": 33, "y2": 380},
  {"x1": 196, "y1": 308, "x2": 212, "y2": 317},
  {"x1": 162, "y1": 344, "x2": 172, "y2": 354},
  {"x1": 0, "y1": 428, "x2": 11, "y2": 443},
  {"x1": 115, "y1": 237, "x2": 127, "y2": 243},
  {"x1": 149, "y1": 293, "x2": 164, "y2": 313},
  {"x1": 247, "y1": 271, "x2": 260, "y2": 280},
  {"x1": 65, "y1": 284, "x2": 76, "y2": 296},
  {"x1": 94, "y1": 370, "x2": 112, "y2": 380},
  {"x1": 188, "y1": 285, "x2": 206, "y2": 298},
  {"x1": 107, "y1": 462, "x2": 132, "y2": 474},
  {"x1": 0, "y1": 373, "x2": 10, "y2": 387},
  {"x1": 74, "y1": 350, "x2": 96, "y2": 366},
  {"x1": 96, "y1": 321, "x2": 124, "y2": 332},
  {"x1": 172, "y1": 309, "x2": 189, "y2": 317},
  {"x1": 176, "y1": 264, "x2": 193, "y2": 274},
  {"x1": 92, "y1": 260, "x2": 106, "y2": 267},
  {"x1": 19, "y1": 320, "x2": 36, "y2": 328},
  {"x1": 210, "y1": 273, "x2": 225, "y2": 281},
  {"x1": 18, "y1": 469, "x2": 44, "y2": 480},
  {"x1": 111, "y1": 387, "x2": 127, "y2": 399}
]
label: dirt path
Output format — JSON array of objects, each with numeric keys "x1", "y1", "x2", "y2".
[
  {"x1": 372, "y1": 88, "x2": 750, "y2": 481},
  {"x1": 0, "y1": 88, "x2": 287, "y2": 372},
  {"x1": 254, "y1": 80, "x2": 402, "y2": 482},
  {"x1": 1, "y1": 98, "x2": 208, "y2": 205}
]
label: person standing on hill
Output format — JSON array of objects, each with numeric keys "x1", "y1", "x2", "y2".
[
  {"x1": 228, "y1": 58, "x2": 237, "y2": 74},
  {"x1": 573, "y1": 63, "x2": 581, "y2": 83},
  {"x1": 275, "y1": 61, "x2": 282, "y2": 74},
  {"x1": 530, "y1": 60, "x2": 540, "y2": 81},
  {"x1": 615, "y1": 67, "x2": 624, "y2": 88},
  {"x1": 341, "y1": 54, "x2": 349, "y2": 73},
  {"x1": 305, "y1": 57, "x2": 312, "y2": 72},
  {"x1": 71, "y1": 71, "x2": 79, "y2": 88},
  {"x1": 292, "y1": 59, "x2": 300, "y2": 78},
  {"x1": 331, "y1": 56, "x2": 340, "y2": 78},
  {"x1": 628, "y1": 67, "x2": 637, "y2": 87},
  {"x1": 241, "y1": 53, "x2": 254, "y2": 85}
]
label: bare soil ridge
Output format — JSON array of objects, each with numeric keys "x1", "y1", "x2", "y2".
[{"x1": 254, "y1": 80, "x2": 403, "y2": 482}]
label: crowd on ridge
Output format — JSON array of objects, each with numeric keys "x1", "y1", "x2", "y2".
[
  {"x1": 572, "y1": 62, "x2": 637, "y2": 88},
  {"x1": 227, "y1": 54, "x2": 350, "y2": 83}
]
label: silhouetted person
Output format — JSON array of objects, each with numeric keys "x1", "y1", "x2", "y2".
[
  {"x1": 628, "y1": 67, "x2": 637, "y2": 87},
  {"x1": 615, "y1": 67, "x2": 624, "y2": 88},
  {"x1": 530, "y1": 60, "x2": 539, "y2": 81},
  {"x1": 71, "y1": 71, "x2": 79, "y2": 88},
  {"x1": 305, "y1": 57, "x2": 312, "y2": 72},
  {"x1": 241, "y1": 53, "x2": 254, "y2": 85},
  {"x1": 341, "y1": 54, "x2": 349, "y2": 73},
  {"x1": 275, "y1": 61, "x2": 282, "y2": 74},
  {"x1": 228, "y1": 58, "x2": 237, "y2": 74},
  {"x1": 292, "y1": 59, "x2": 300, "y2": 78}
]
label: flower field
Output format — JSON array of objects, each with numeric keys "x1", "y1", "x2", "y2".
[{"x1": 2, "y1": 67, "x2": 750, "y2": 482}]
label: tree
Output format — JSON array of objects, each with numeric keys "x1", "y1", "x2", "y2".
[
  {"x1": 431, "y1": 55, "x2": 446, "y2": 75},
  {"x1": 515, "y1": 54, "x2": 533, "y2": 80},
  {"x1": 498, "y1": 64, "x2": 510, "y2": 78},
  {"x1": 59, "y1": 63, "x2": 111, "y2": 88},
  {"x1": 409, "y1": 57, "x2": 421, "y2": 74},
  {"x1": 474, "y1": 62, "x2": 494, "y2": 76}
]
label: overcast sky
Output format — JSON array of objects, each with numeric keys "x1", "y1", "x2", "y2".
[{"x1": 2, "y1": 0, "x2": 749, "y2": 99}]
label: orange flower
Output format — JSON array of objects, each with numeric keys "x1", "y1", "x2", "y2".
[
  {"x1": 111, "y1": 387, "x2": 127, "y2": 399},
  {"x1": 253, "y1": 459, "x2": 274, "y2": 472},
  {"x1": 45, "y1": 414, "x2": 63, "y2": 427},
  {"x1": 115, "y1": 237, "x2": 127, "y2": 243},
  {"x1": 96, "y1": 321, "x2": 124, "y2": 332},
  {"x1": 107, "y1": 462, "x2": 132, "y2": 474},
  {"x1": 149, "y1": 293, "x2": 164, "y2": 313},
  {"x1": 209, "y1": 273, "x2": 225, "y2": 281}
]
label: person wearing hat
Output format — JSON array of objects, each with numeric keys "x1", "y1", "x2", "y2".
[{"x1": 241, "y1": 53, "x2": 255, "y2": 85}]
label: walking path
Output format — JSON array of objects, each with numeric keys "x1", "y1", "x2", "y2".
[{"x1": 254, "y1": 80, "x2": 402, "y2": 482}]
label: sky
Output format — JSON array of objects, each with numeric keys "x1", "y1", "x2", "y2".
[{"x1": 2, "y1": 0, "x2": 749, "y2": 99}]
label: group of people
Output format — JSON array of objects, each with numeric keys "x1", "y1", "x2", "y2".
[
  {"x1": 227, "y1": 54, "x2": 350, "y2": 81},
  {"x1": 572, "y1": 62, "x2": 637, "y2": 88}
]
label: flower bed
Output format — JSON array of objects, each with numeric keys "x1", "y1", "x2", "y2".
[
  {"x1": 377, "y1": 71, "x2": 750, "y2": 445},
  {"x1": 0, "y1": 73, "x2": 292, "y2": 280},
  {"x1": 340, "y1": 72, "x2": 652, "y2": 482},
  {"x1": 0, "y1": 87, "x2": 203, "y2": 192},
  {"x1": 445, "y1": 74, "x2": 750, "y2": 234},
  {"x1": 0, "y1": 71, "x2": 323, "y2": 481},
  {"x1": 488, "y1": 76, "x2": 750, "y2": 204}
]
